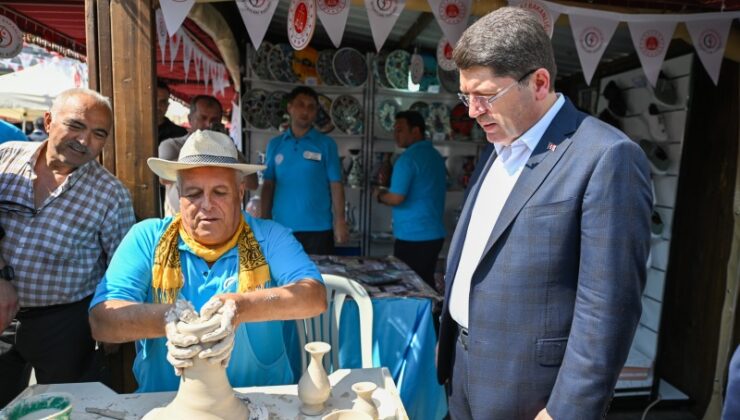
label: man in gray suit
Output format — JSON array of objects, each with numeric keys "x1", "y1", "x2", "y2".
[{"x1": 437, "y1": 7, "x2": 652, "y2": 419}]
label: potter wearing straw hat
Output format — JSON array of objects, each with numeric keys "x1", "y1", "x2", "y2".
[{"x1": 89, "y1": 130, "x2": 327, "y2": 392}]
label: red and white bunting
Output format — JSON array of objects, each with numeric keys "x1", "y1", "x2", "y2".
[
  {"x1": 158, "y1": 0, "x2": 195, "y2": 37},
  {"x1": 317, "y1": 0, "x2": 350, "y2": 48},
  {"x1": 168, "y1": 33, "x2": 182, "y2": 70},
  {"x1": 686, "y1": 18, "x2": 733, "y2": 86},
  {"x1": 288, "y1": 0, "x2": 317, "y2": 50},
  {"x1": 0, "y1": 15, "x2": 23, "y2": 59},
  {"x1": 427, "y1": 0, "x2": 471, "y2": 46},
  {"x1": 509, "y1": 0, "x2": 560, "y2": 38},
  {"x1": 155, "y1": 10, "x2": 168, "y2": 64},
  {"x1": 236, "y1": 0, "x2": 280, "y2": 51},
  {"x1": 365, "y1": 0, "x2": 406, "y2": 52},
  {"x1": 436, "y1": 38, "x2": 456, "y2": 71},
  {"x1": 182, "y1": 36, "x2": 193, "y2": 81},
  {"x1": 230, "y1": 99, "x2": 242, "y2": 150},
  {"x1": 569, "y1": 14, "x2": 618, "y2": 86},
  {"x1": 628, "y1": 21, "x2": 677, "y2": 87}
]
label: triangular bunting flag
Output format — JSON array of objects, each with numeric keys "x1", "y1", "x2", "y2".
[
  {"x1": 230, "y1": 99, "x2": 242, "y2": 150},
  {"x1": 365, "y1": 0, "x2": 406, "y2": 52},
  {"x1": 427, "y1": 0, "x2": 471, "y2": 46},
  {"x1": 317, "y1": 0, "x2": 351, "y2": 48},
  {"x1": 628, "y1": 21, "x2": 677, "y2": 87},
  {"x1": 155, "y1": 9, "x2": 168, "y2": 64},
  {"x1": 569, "y1": 14, "x2": 619, "y2": 85},
  {"x1": 182, "y1": 36, "x2": 193, "y2": 82},
  {"x1": 236, "y1": 0, "x2": 280, "y2": 51},
  {"x1": 509, "y1": 0, "x2": 560, "y2": 38},
  {"x1": 158, "y1": 0, "x2": 195, "y2": 37},
  {"x1": 686, "y1": 18, "x2": 732, "y2": 85},
  {"x1": 168, "y1": 32, "x2": 182, "y2": 70}
]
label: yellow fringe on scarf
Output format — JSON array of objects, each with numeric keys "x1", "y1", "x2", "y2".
[{"x1": 151, "y1": 214, "x2": 270, "y2": 303}]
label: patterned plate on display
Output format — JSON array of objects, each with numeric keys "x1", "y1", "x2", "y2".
[
  {"x1": 374, "y1": 51, "x2": 391, "y2": 88},
  {"x1": 330, "y1": 94, "x2": 364, "y2": 135},
  {"x1": 385, "y1": 49, "x2": 410, "y2": 90},
  {"x1": 437, "y1": 65, "x2": 459, "y2": 94},
  {"x1": 264, "y1": 91, "x2": 289, "y2": 130},
  {"x1": 292, "y1": 46, "x2": 319, "y2": 84},
  {"x1": 243, "y1": 89, "x2": 270, "y2": 129},
  {"x1": 450, "y1": 102, "x2": 474, "y2": 138},
  {"x1": 267, "y1": 43, "x2": 299, "y2": 83},
  {"x1": 377, "y1": 99, "x2": 401, "y2": 133},
  {"x1": 333, "y1": 47, "x2": 368, "y2": 87},
  {"x1": 317, "y1": 49, "x2": 340, "y2": 85},
  {"x1": 410, "y1": 101, "x2": 431, "y2": 138},
  {"x1": 314, "y1": 94, "x2": 335, "y2": 133},
  {"x1": 250, "y1": 42, "x2": 273, "y2": 80},
  {"x1": 427, "y1": 102, "x2": 451, "y2": 140}
]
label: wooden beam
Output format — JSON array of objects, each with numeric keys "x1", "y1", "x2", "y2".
[
  {"x1": 84, "y1": 0, "x2": 98, "y2": 91},
  {"x1": 95, "y1": 0, "x2": 117, "y2": 174},
  {"x1": 398, "y1": 12, "x2": 434, "y2": 50},
  {"x1": 110, "y1": 0, "x2": 158, "y2": 219}
]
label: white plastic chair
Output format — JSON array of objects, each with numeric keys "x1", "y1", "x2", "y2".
[{"x1": 296, "y1": 274, "x2": 374, "y2": 373}]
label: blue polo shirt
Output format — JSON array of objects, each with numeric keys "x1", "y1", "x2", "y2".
[
  {"x1": 0, "y1": 120, "x2": 27, "y2": 144},
  {"x1": 263, "y1": 128, "x2": 341, "y2": 232},
  {"x1": 90, "y1": 211, "x2": 323, "y2": 392},
  {"x1": 388, "y1": 140, "x2": 446, "y2": 241}
]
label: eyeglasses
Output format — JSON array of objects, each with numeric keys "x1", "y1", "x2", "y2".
[{"x1": 458, "y1": 69, "x2": 537, "y2": 109}]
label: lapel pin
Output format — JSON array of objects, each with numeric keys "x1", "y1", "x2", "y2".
[{"x1": 547, "y1": 143, "x2": 557, "y2": 152}]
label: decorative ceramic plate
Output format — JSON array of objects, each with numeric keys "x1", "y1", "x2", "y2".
[
  {"x1": 264, "y1": 91, "x2": 288, "y2": 130},
  {"x1": 292, "y1": 46, "x2": 319, "y2": 84},
  {"x1": 450, "y1": 102, "x2": 474, "y2": 138},
  {"x1": 410, "y1": 53, "x2": 424, "y2": 85},
  {"x1": 410, "y1": 101, "x2": 431, "y2": 138},
  {"x1": 330, "y1": 94, "x2": 364, "y2": 135},
  {"x1": 437, "y1": 38, "x2": 456, "y2": 71},
  {"x1": 314, "y1": 94, "x2": 335, "y2": 133},
  {"x1": 385, "y1": 49, "x2": 410, "y2": 90},
  {"x1": 419, "y1": 53, "x2": 439, "y2": 92},
  {"x1": 437, "y1": 65, "x2": 459, "y2": 94},
  {"x1": 287, "y1": 0, "x2": 317, "y2": 51},
  {"x1": 243, "y1": 89, "x2": 270, "y2": 129},
  {"x1": 267, "y1": 43, "x2": 299, "y2": 83},
  {"x1": 427, "y1": 102, "x2": 451, "y2": 139},
  {"x1": 251, "y1": 42, "x2": 273, "y2": 80},
  {"x1": 377, "y1": 99, "x2": 401, "y2": 133},
  {"x1": 317, "y1": 49, "x2": 340, "y2": 85},
  {"x1": 333, "y1": 47, "x2": 368, "y2": 87},
  {"x1": 374, "y1": 51, "x2": 391, "y2": 88}
]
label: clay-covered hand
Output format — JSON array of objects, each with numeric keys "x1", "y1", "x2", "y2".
[
  {"x1": 199, "y1": 298, "x2": 237, "y2": 368},
  {"x1": 164, "y1": 300, "x2": 201, "y2": 375}
]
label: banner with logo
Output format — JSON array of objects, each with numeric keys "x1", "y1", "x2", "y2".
[
  {"x1": 155, "y1": 10, "x2": 169, "y2": 64},
  {"x1": 317, "y1": 0, "x2": 351, "y2": 48},
  {"x1": 365, "y1": 0, "x2": 406, "y2": 52},
  {"x1": 159, "y1": 0, "x2": 195, "y2": 36},
  {"x1": 237, "y1": 0, "x2": 280, "y2": 51},
  {"x1": 437, "y1": 38, "x2": 456, "y2": 71},
  {"x1": 428, "y1": 0, "x2": 471, "y2": 46},
  {"x1": 686, "y1": 18, "x2": 732, "y2": 85},
  {"x1": 288, "y1": 0, "x2": 317, "y2": 50},
  {"x1": 509, "y1": 0, "x2": 560, "y2": 38},
  {"x1": 628, "y1": 21, "x2": 677, "y2": 87},
  {"x1": 0, "y1": 15, "x2": 23, "y2": 59},
  {"x1": 569, "y1": 14, "x2": 619, "y2": 85}
]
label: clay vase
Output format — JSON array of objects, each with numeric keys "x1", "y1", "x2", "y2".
[
  {"x1": 350, "y1": 382, "x2": 378, "y2": 419},
  {"x1": 347, "y1": 149, "x2": 364, "y2": 189},
  {"x1": 298, "y1": 341, "x2": 332, "y2": 416},
  {"x1": 143, "y1": 316, "x2": 248, "y2": 420}
]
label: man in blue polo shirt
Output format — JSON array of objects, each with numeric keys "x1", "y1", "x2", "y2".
[
  {"x1": 0, "y1": 119, "x2": 27, "y2": 144},
  {"x1": 375, "y1": 110, "x2": 446, "y2": 288},
  {"x1": 261, "y1": 86, "x2": 348, "y2": 255}
]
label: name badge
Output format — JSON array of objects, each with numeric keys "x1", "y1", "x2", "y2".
[{"x1": 303, "y1": 151, "x2": 322, "y2": 161}]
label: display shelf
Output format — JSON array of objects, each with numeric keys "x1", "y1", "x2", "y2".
[
  {"x1": 245, "y1": 126, "x2": 365, "y2": 140},
  {"x1": 243, "y1": 76, "x2": 366, "y2": 95},
  {"x1": 375, "y1": 86, "x2": 458, "y2": 100}
]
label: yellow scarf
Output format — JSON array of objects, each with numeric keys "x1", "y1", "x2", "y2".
[{"x1": 151, "y1": 214, "x2": 271, "y2": 304}]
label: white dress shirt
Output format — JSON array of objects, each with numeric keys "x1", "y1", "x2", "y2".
[{"x1": 449, "y1": 95, "x2": 565, "y2": 328}]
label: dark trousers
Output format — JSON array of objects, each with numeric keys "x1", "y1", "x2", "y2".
[
  {"x1": 393, "y1": 238, "x2": 444, "y2": 290},
  {"x1": 293, "y1": 230, "x2": 335, "y2": 255},
  {"x1": 0, "y1": 295, "x2": 101, "y2": 407},
  {"x1": 448, "y1": 329, "x2": 473, "y2": 420}
]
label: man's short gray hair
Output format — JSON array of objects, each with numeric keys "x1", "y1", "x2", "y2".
[
  {"x1": 50, "y1": 88, "x2": 113, "y2": 118},
  {"x1": 452, "y1": 7, "x2": 557, "y2": 89}
]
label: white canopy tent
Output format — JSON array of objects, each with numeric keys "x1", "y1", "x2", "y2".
[{"x1": 0, "y1": 57, "x2": 87, "y2": 121}]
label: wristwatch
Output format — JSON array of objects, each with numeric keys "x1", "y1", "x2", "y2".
[{"x1": 0, "y1": 265, "x2": 14, "y2": 281}]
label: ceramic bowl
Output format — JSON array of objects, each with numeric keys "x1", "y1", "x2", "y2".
[
  {"x1": 321, "y1": 409, "x2": 373, "y2": 420},
  {"x1": 0, "y1": 392, "x2": 73, "y2": 420}
]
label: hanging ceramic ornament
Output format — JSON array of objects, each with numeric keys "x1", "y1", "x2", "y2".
[
  {"x1": 288, "y1": 0, "x2": 317, "y2": 51},
  {"x1": 410, "y1": 49, "x2": 425, "y2": 86},
  {"x1": 436, "y1": 37, "x2": 456, "y2": 72}
]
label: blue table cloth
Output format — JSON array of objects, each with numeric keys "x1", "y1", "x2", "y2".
[{"x1": 286, "y1": 297, "x2": 447, "y2": 420}]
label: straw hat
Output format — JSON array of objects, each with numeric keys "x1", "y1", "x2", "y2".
[{"x1": 147, "y1": 130, "x2": 265, "y2": 181}]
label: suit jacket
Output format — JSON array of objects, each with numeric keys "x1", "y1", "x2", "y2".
[{"x1": 437, "y1": 98, "x2": 652, "y2": 419}]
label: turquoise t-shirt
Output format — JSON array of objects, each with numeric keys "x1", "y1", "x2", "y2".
[
  {"x1": 0, "y1": 120, "x2": 27, "y2": 144},
  {"x1": 388, "y1": 140, "x2": 446, "y2": 241},
  {"x1": 90, "y1": 212, "x2": 323, "y2": 392},
  {"x1": 263, "y1": 128, "x2": 341, "y2": 232}
]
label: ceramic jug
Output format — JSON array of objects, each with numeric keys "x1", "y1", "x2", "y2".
[
  {"x1": 298, "y1": 341, "x2": 332, "y2": 416},
  {"x1": 350, "y1": 382, "x2": 378, "y2": 419}
]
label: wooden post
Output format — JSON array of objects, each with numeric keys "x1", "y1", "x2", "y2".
[{"x1": 109, "y1": 0, "x2": 158, "y2": 219}]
